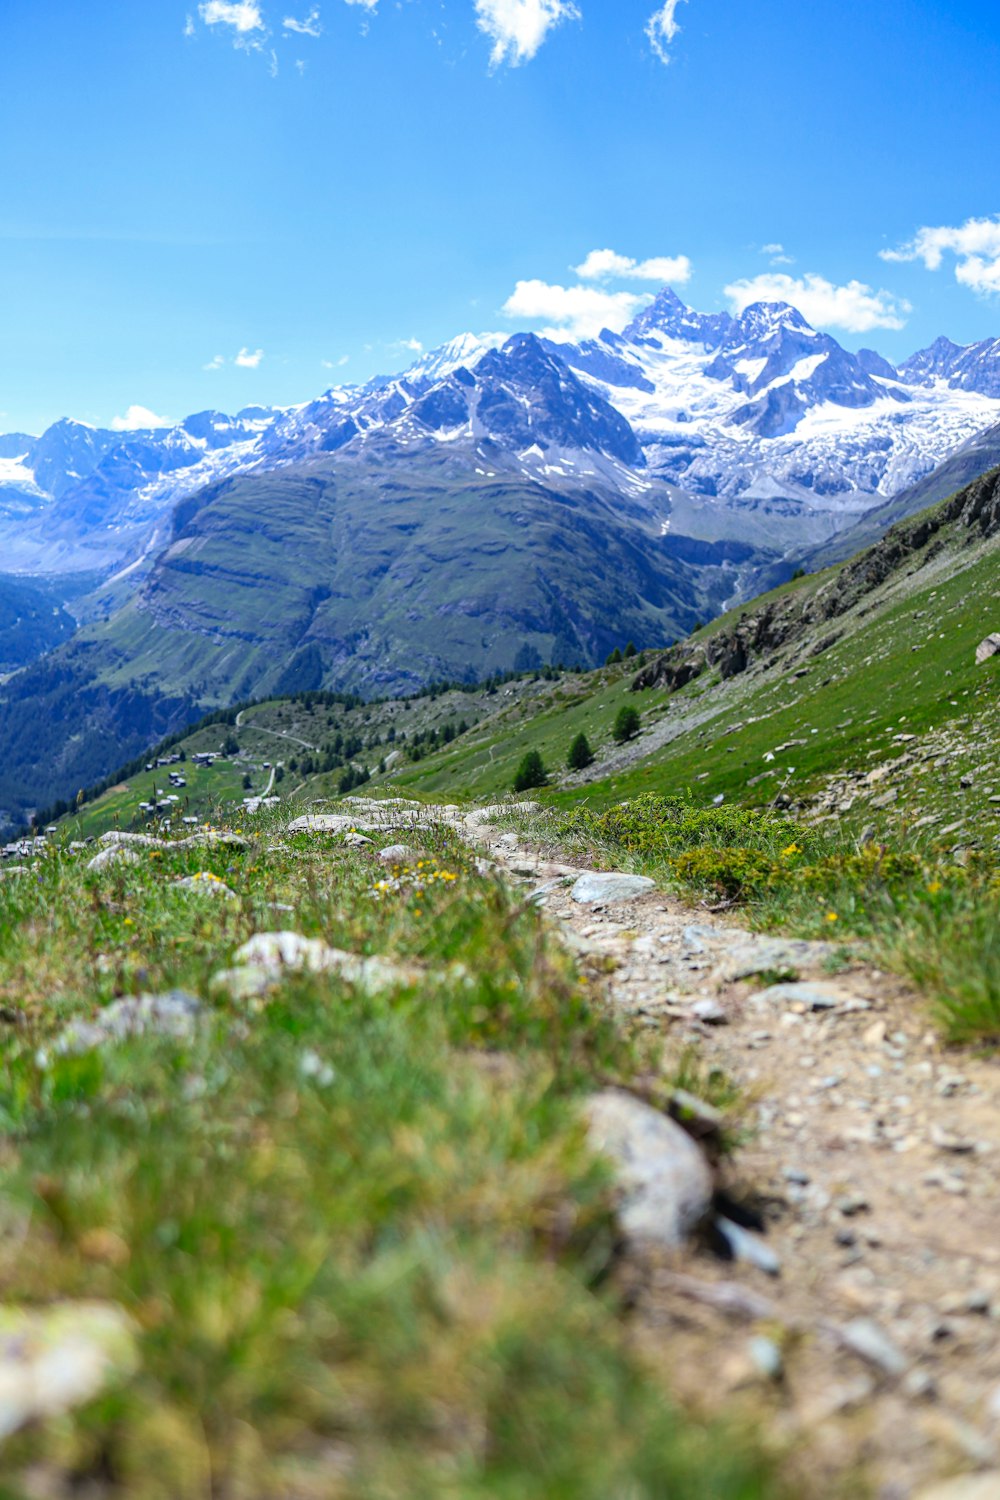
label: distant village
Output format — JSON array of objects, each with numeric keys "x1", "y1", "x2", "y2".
[{"x1": 2, "y1": 745, "x2": 278, "y2": 861}]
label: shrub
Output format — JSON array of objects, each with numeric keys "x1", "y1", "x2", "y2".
[
  {"x1": 612, "y1": 705, "x2": 641, "y2": 743},
  {"x1": 606, "y1": 647, "x2": 622, "y2": 666},
  {"x1": 671, "y1": 847, "x2": 777, "y2": 902},
  {"x1": 513, "y1": 751, "x2": 548, "y2": 792},
  {"x1": 567, "y1": 733, "x2": 595, "y2": 771},
  {"x1": 624, "y1": 641, "x2": 637, "y2": 659}
]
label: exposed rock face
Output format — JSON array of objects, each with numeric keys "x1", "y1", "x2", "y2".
[{"x1": 634, "y1": 468, "x2": 1000, "y2": 695}]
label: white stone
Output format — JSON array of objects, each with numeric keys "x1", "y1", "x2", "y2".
[
  {"x1": 0, "y1": 1303, "x2": 137, "y2": 1441},
  {"x1": 87, "y1": 847, "x2": 142, "y2": 872},
  {"x1": 571, "y1": 872, "x2": 656, "y2": 904},
  {"x1": 584, "y1": 1089, "x2": 713, "y2": 1248}
]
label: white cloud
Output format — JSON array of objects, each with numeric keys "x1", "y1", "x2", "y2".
[
  {"x1": 322, "y1": 355, "x2": 351, "y2": 369},
  {"x1": 112, "y1": 405, "x2": 173, "y2": 432},
  {"x1": 343, "y1": 0, "x2": 378, "y2": 8},
  {"x1": 475, "y1": 0, "x2": 580, "y2": 67},
  {"x1": 203, "y1": 354, "x2": 226, "y2": 371},
  {"x1": 394, "y1": 338, "x2": 424, "y2": 354},
  {"x1": 881, "y1": 215, "x2": 1000, "y2": 296},
  {"x1": 723, "y1": 272, "x2": 910, "y2": 333},
  {"x1": 760, "y1": 241, "x2": 794, "y2": 266},
  {"x1": 199, "y1": 1, "x2": 265, "y2": 32},
  {"x1": 283, "y1": 6, "x2": 322, "y2": 34},
  {"x1": 574, "y1": 247, "x2": 691, "y2": 284},
  {"x1": 646, "y1": 0, "x2": 684, "y2": 64},
  {"x1": 502, "y1": 278, "x2": 651, "y2": 341},
  {"x1": 235, "y1": 347, "x2": 265, "y2": 368},
  {"x1": 184, "y1": 14, "x2": 197, "y2": 36}
]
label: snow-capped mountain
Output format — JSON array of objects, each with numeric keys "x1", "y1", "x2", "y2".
[
  {"x1": 3, "y1": 287, "x2": 1000, "y2": 579},
  {"x1": 898, "y1": 333, "x2": 1000, "y2": 398},
  {"x1": 541, "y1": 290, "x2": 1000, "y2": 514},
  {"x1": 0, "y1": 410, "x2": 280, "y2": 571}
]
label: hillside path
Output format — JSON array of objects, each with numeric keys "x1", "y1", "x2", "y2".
[
  {"x1": 471, "y1": 818, "x2": 1000, "y2": 1500},
  {"x1": 308, "y1": 797, "x2": 1000, "y2": 1497}
]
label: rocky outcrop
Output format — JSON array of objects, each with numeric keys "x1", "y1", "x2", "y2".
[{"x1": 634, "y1": 468, "x2": 1000, "y2": 695}]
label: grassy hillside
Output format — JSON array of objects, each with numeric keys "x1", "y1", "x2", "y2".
[{"x1": 0, "y1": 803, "x2": 780, "y2": 1498}]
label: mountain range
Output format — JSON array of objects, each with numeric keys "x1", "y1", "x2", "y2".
[{"x1": 1, "y1": 287, "x2": 999, "y2": 828}]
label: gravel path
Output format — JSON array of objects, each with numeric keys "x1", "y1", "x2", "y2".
[
  {"x1": 323, "y1": 797, "x2": 1000, "y2": 1497},
  {"x1": 476, "y1": 823, "x2": 1000, "y2": 1500}
]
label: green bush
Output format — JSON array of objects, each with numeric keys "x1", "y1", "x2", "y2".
[
  {"x1": 567, "y1": 733, "x2": 595, "y2": 771},
  {"x1": 513, "y1": 750, "x2": 548, "y2": 792},
  {"x1": 671, "y1": 847, "x2": 777, "y2": 902},
  {"x1": 612, "y1": 705, "x2": 641, "y2": 743}
]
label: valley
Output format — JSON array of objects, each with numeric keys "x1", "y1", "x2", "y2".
[{"x1": 2, "y1": 288, "x2": 1000, "y2": 831}]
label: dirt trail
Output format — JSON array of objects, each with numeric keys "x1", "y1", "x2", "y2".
[
  {"x1": 477, "y1": 825, "x2": 1000, "y2": 1500},
  {"x1": 325, "y1": 797, "x2": 1000, "y2": 1496}
]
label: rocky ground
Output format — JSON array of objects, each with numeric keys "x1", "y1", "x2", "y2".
[{"x1": 324, "y1": 798, "x2": 1000, "y2": 1500}]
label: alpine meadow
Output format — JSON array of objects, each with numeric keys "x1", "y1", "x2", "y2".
[{"x1": 0, "y1": 2, "x2": 999, "y2": 1496}]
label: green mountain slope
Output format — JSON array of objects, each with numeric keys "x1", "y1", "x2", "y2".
[
  {"x1": 371, "y1": 468, "x2": 1000, "y2": 843},
  {"x1": 0, "y1": 441, "x2": 765, "y2": 830}
]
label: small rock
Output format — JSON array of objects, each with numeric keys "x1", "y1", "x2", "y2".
[
  {"x1": 87, "y1": 847, "x2": 142, "y2": 872},
  {"x1": 690, "y1": 998, "x2": 728, "y2": 1025},
  {"x1": 172, "y1": 873, "x2": 237, "y2": 899},
  {"x1": 233, "y1": 931, "x2": 420, "y2": 993},
  {"x1": 975, "y1": 633, "x2": 1000, "y2": 666},
  {"x1": 571, "y1": 873, "x2": 656, "y2": 905},
  {"x1": 902, "y1": 1368, "x2": 938, "y2": 1401},
  {"x1": 930, "y1": 1125, "x2": 976, "y2": 1155},
  {"x1": 343, "y1": 832, "x2": 373, "y2": 848},
  {"x1": 835, "y1": 1317, "x2": 908, "y2": 1377},
  {"x1": 584, "y1": 1090, "x2": 713, "y2": 1249},
  {"x1": 753, "y1": 981, "x2": 851, "y2": 1011},
  {"x1": 0, "y1": 1302, "x2": 137, "y2": 1441},
  {"x1": 715, "y1": 1216, "x2": 782, "y2": 1277},
  {"x1": 378, "y1": 844, "x2": 415, "y2": 865},
  {"x1": 747, "y1": 1335, "x2": 784, "y2": 1381},
  {"x1": 47, "y1": 991, "x2": 203, "y2": 1058}
]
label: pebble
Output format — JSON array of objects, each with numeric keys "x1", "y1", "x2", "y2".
[
  {"x1": 690, "y1": 998, "x2": 728, "y2": 1025},
  {"x1": 836, "y1": 1317, "x2": 908, "y2": 1377},
  {"x1": 715, "y1": 1216, "x2": 782, "y2": 1277},
  {"x1": 747, "y1": 1336, "x2": 784, "y2": 1380}
]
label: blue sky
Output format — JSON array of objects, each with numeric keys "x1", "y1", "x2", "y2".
[{"x1": 3, "y1": 0, "x2": 1000, "y2": 433}]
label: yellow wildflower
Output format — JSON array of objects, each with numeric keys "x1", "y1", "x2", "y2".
[
  {"x1": 781, "y1": 842, "x2": 800, "y2": 858},
  {"x1": 926, "y1": 880, "x2": 942, "y2": 895},
  {"x1": 824, "y1": 911, "x2": 839, "y2": 923}
]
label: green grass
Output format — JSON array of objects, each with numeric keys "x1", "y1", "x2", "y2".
[{"x1": 0, "y1": 809, "x2": 781, "y2": 1498}]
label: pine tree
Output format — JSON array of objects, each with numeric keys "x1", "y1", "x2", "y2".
[
  {"x1": 567, "y1": 732, "x2": 595, "y2": 771},
  {"x1": 512, "y1": 750, "x2": 548, "y2": 792},
  {"x1": 612, "y1": 705, "x2": 641, "y2": 743}
]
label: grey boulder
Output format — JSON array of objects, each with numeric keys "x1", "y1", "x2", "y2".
[
  {"x1": 584, "y1": 1089, "x2": 713, "y2": 1248},
  {"x1": 571, "y1": 872, "x2": 656, "y2": 905}
]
